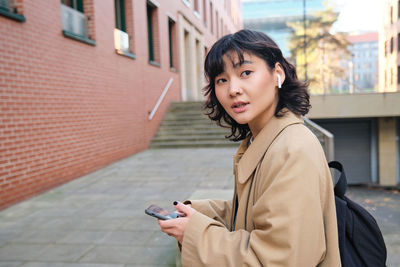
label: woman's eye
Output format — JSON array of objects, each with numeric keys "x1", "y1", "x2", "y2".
[
  {"x1": 216, "y1": 78, "x2": 226, "y2": 84},
  {"x1": 241, "y1": 70, "x2": 252, "y2": 77}
]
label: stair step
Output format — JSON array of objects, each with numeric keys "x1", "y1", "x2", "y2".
[
  {"x1": 151, "y1": 101, "x2": 238, "y2": 149},
  {"x1": 152, "y1": 135, "x2": 229, "y2": 142},
  {"x1": 160, "y1": 121, "x2": 218, "y2": 128},
  {"x1": 162, "y1": 114, "x2": 210, "y2": 120},
  {"x1": 152, "y1": 101, "x2": 329, "y2": 151},
  {"x1": 150, "y1": 141, "x2": 239, "y2": 148},
  {"x1": 155, "y1": 130, "x2": 230, "y2": 137}
]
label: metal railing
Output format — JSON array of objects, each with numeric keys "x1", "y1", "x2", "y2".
[
  {"x1": 303, "y1": 117, "x2": 334, "y2": 162},
  {"x1": 148, "y1": 78, "x2": 174, "y2": 120}
]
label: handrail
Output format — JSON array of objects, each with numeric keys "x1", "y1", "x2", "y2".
[
  {"x1": 148, "y1": 78, "x2": 173, "y2": 120},
  {"x1": 303, "y1": 117, "x2": 335, "y2": 162}
]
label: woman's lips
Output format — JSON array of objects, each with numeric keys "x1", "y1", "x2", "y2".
[{"x1": 232, "y1": 102, "x2": 248, "y2": 113}]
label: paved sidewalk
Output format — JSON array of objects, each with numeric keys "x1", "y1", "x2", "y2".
[{"x1": 0, "y1": 148, "x2": 399, "y2": 266}]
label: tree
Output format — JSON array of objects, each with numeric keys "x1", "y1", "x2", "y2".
[{"x1": 287, "y1": 7, "x2": 350, "y2": 94}]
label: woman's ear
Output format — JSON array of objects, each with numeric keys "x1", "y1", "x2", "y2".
[{"x1": 274, "y1": 63, "x2": 285, "y2": 88}]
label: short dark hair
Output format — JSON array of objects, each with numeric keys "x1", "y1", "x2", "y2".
[{"x1": 203, "y1": 29, "x2": 310, "y2": 141}]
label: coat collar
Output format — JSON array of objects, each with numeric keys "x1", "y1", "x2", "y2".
[{"x1": 234, "y1": 110, "x2": 303, "y2": 184}]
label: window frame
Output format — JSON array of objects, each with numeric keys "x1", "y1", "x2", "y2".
[
  {"x1": 115, "y1": 0, "x2": 126, "y2": 32},
  {"x1": 0, "y1": 0, "x2": 25, "y2": 22}
]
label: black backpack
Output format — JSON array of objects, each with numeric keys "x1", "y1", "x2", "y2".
[{"x1": 329, "y1": 161, "x2": 387, "y2": 267}]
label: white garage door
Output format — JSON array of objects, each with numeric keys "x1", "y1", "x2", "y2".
[{"x1": 313, "y1": 119, "x2": 375, "y2": 184}]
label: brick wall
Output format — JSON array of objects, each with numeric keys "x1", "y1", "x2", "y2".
[
  {"x1": 0, "y1": 0, "x2": 242, "y2": 210},
  {"x1": 0, "y1": 0, "x2": 181, "y2": 209}
]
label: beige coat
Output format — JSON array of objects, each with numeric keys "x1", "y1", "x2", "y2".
[{"x1": 181, "y1": 111, "x2": 341, "y2": 266}]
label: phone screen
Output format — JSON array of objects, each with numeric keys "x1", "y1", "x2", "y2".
[{"x1": 145, "y1": 204, "x2": 179, "y2": 220}]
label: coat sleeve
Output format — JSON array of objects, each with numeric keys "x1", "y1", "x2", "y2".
[
  {"x1": 187, "y1": 199, "x2": 232, "y2": 228},
  {"x1": 181, "y1": 129, "x2": 338, "y2": 266}
]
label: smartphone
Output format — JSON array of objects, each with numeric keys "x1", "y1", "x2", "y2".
[{"x1": 145, "y1": 204, "x2": 180, "y2": 220}]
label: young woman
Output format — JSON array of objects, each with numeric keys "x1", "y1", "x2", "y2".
[{"x1": 158, "y1": 29, "x2": 341, "y2": 266}]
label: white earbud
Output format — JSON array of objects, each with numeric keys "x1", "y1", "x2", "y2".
[{"x1": 277, "y1": 74, "x2": 282, "y2": 88}]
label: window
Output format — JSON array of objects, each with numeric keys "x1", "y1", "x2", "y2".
[
  {"x1": 391, "y1": 68, "x2": 394, "y2": 85},
  {"x1": 398, "y1": 1, "x2": 400, "y2": 20},
  {"x1": 398, "y1": 66, "x2": 400, "y2": 85},
  {"x1": 194, "y1": 0, "x2": 199, "y2": 14},
  {"x1": 147, "y1": 1, "x2": 160, "y2": 65},
  {"x1": 385, "y1": 41, "x2": 388, "y2": 56},
  {"x1": 398, "y1": 33, "x2": 400, "y2": 52},
  {"x1": 385, "y1": 70, "x2": 387, "y2": 87},
  {"x1": 220, "y1": 18, "x2": 223, "y2": 36},
  {"x1": 168, "y1": 18, "x2": 177, "y2": 69},
  {"x1": 216, "y1": 11, "x2": 219, "y2": 37},
  {"x1": 62, "y1": 0, "x2": 83, "y2": 12},
  {"x1": 390, "y1": 6, "x2": 393, "y2": 24},
  {"x1": 391, "y1": 37, "x2": 394, "y2": 53},
  {"x1": 210, "y1": 2, "x2": 213, "y2": 33},
  {"x1": 114, "y1": 0, "x2": 135, "y2": 58},
  {"x1": 61, "y1": 0, "x2": 96, "y2": 45},
  {"x1": 115, "y1": 0, "x2": 126, "y2": 32},
  {"x1": 0, "y1": 0, "x2": 25, "y2": 22},
  {"x1": 203, "y1": 0, "x2": 207, "y2": 25}
]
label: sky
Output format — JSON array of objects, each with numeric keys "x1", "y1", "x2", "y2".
[
  {"x1": 241, "y1": 0, "x2": 383, "y2": 34},
  {"x1": 327, "y1": 0, "x2": 382, "y2": 33}
]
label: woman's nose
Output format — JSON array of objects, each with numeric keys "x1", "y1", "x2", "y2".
[{"x1": 229, "y1": 81, "x2": 242, "y2": 96}]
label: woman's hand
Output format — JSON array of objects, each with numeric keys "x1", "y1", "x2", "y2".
[{"x1": 158, "y1": 201, "x2": 196, "y2": 244}]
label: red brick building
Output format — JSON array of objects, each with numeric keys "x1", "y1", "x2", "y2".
[{"x1": 0, "y1": 0, "x2": 242, "y2": 209}]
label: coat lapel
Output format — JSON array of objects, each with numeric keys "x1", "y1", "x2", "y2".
[{"x1": 236, "y1": 111, "x2": 304, "y2": 184}]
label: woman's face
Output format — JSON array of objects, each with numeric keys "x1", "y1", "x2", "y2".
[{"x1": 214, "y1": 52, "x2": 282, "y2": 137}]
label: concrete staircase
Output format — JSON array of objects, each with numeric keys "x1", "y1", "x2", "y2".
[
  {"x1": 151, "y1": 101, "x2": 333, "y2": 157},
  {"x1": 150, "y1": 101, "x2": 238, "y2": 148}
]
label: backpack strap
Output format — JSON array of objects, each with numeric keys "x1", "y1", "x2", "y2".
[{"x1": 328, "y1": 161, "x2": 347, "y2": 198}]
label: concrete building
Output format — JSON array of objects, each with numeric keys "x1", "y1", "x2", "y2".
[
  {"x1": 242, "y1": 1, "x2": 399, "y2": 186},
  {"x1": 348, "y1": 33, "x2": 379, "y2": 92},
  {"x1": 0, "y1": 0, "x2": 242, "y2": 209},
  {"x1": 309, "y1": 93, "x2": 400, "y2": 186},
  {"x1": 336, "y1": 33, "x2": 379, "y2": 93},
  {"x1": 379, "y1": 0, "x2": 400, "y2": 92}
]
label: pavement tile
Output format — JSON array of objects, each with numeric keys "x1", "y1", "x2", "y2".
[
  {"x1": 58, "y1": 231, "x2": 110, "y2": 245},
  {"x1": 0, "y1": 147, "x2": 398, "y2": 266},
  {"x1": 99, "y1": 230, "x2": 154, "y2": 246},
  {"x1": 21, "y1": 263, "x2": 124, "y2": 267},
  {"x1": 0, "y1": 243, "x2": 49, "y2": 261},
  {"x1": 35, "y1": 244, "x2": 94, "y2": 261},
  {"x1": 79, "y1": 245, "x2": 141, "y2": 264},
  {"x1": 72, "y1": 208, "x2": 109, "y2": 218},
  {"x1": 28, "y1": 209, "x2": 77, "y2": 218},
  {"x1": 0, "y1": 229, "x2": 22, "y2": 247},
  {"x1": 145, "y1": 232, "x2": 176, "y2": 247},
  {"x1": 120, "y1": 218, "x2": 160, "y2": 231},
  {"x1": 13, "y1": 229, "x2": 71, "y2": 244},
  {"x1": 39, "y1": 217, "x2": 88, "y2": 230},
  {"x1": 131, "y1": 246, "x2": 177, "y2": 265},
  {"x1": 75, "y1": 218, "x2": 127, "y2": 231},
  {"x1": 97, "y1": 209, "x2": 142, "y2": 219},
  {"x1": 0, "y1": 262, "x2": 21, "y2": 267}
]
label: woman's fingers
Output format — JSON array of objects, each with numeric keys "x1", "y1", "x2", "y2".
[
  {"x1": 174, "y1": 201, "x2": 195, "y2": 216},
  {"x1": 158, "y1": 217, "x2": 189, "y2": 243},
  {"x1": 157, "y1": 202, "x2": 196, "y2": 244},
  {"x1": 158, "y1": 219, "x2": 176, "y2": 230}
]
